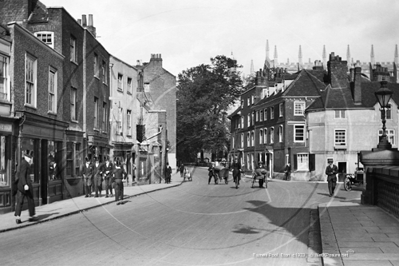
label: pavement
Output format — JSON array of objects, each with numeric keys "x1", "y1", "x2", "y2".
[
  {"x1": 0, "y1": 171, "x2": 184, "y2": 233},
  {"x1": 318, "y1": 193, "x2": 399, "y2": 266}
]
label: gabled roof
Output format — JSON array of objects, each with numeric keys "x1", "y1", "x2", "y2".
[
  {"x1": 306, "y1": 81, "x2": 399, "y2": 112},
  {"x1": 253, "y1": 69, "x2": 326, "y2": 108},
  {"x1": 227, "y1": 106, "x2": 242, "y2": 119}
]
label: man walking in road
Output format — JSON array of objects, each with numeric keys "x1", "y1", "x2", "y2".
[
  {"x1": 325, "y1": 159, "x2": 338, "y2": 197},
  {"x1": 14, "y1": 150, "x2": 36, "y2": 224},
  {"x1": 165, "y1": 163, "x2": 172, "y2": 184}
]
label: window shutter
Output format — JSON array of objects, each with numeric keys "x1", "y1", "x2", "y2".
[
  {"x1": 293, "y1": 154, "x2": 297, "y2": 170},
  {"x1": 309, "y1": 154, "x2": 315, "y2": 171}
]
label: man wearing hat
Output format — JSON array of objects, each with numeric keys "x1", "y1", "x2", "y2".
[
  {"x1": 82, "y1": 157, "x2": 93, "y2": 197},
  {"x1": 325, "y1": 158, "x2": 338, "y2": 197},
  {"x1": 92, "y1": 157, "x2": 103, "y2": 197},
  {"x1": 112, "y1": 159, "x2": 127, "y2": 204},
  {"x1": 102, "y1": 156, "x2": 114, "y2": 197},
  {"x1": 14, "y1": 150, "x2": 35, "y2": 224}
]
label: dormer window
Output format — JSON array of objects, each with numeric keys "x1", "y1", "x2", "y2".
[{"x1": 34, "y1": 31, "x2": 54, "y2": 49}]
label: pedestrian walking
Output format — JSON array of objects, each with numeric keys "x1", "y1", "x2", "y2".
[
  {"x1": 92, "y1": 157, "x2": 103, "y2": 197},
  {"x1": 208, "y1": 163, "x2": 218, "y2": 184},
  {"x1": 14, "y1": 150, "x2": 36, "y2": 224},
  {"x1": 255, "y1": 162, "x2": 268, "y2": 188},
  {"x1": 325, "y1": 159, "x2": 338, "y2": 197},
  {"x1": 82, "y1": 157, "x2": 93, "y2": 197},
  {"x1": 112, "y1": 160, "x2": 127, "y2": 204},
  {"x1": 165, "y1": 163, "x2": 172, "y2": 183},
  {"x1": 102, "y1": 156, "x2": 114, "y2": 197},
  {"x1": 231, "y1": 158, "x2": 241, "y2": 186},
  {"x1": 284, "y1": 163, "x2": 291, "y2": 181},
  {"x1": 179, "y1": 163, "x2": 186, "y2": 178}
]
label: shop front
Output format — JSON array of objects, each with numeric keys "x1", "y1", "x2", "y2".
[
  {"x1": 111, "y1": 142, "x2": 133, "y2": 185},
  {"x1": 0, "y1": 118, "x2": 17, "y2": 214},
  {"x1": 17, "y1": 112, "x2": 68, "y2": 206}
]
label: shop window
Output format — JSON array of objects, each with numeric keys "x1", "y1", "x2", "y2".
[
  {"x1": 0, "y1": 136, "x2": 8, "y2": 186},
  {"x1": 48, "y1": 141, "x2": 57, "y2": 180},
  {"x1": 66, "y1": 142, "x2": 82, "y2": 178}
]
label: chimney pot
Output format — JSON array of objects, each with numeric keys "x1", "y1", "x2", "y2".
[
  {"x1": 82, "y1": 15, "x2": 87, "y2": 27},
  {"x1": 88, "y1": 14, "x2": 93, "y2": 27}
]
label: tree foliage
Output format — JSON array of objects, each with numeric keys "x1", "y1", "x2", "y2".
[{"x1": 176, "y1": 55, "x2": 244, "y2": 162}]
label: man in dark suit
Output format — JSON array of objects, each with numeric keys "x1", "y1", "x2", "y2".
[
  {"x1": 92, "y1": 157, "x2": 103, "y2": 197},
  {"x1": 102, "y1": 156, "x2": 114, "y2": 197},
  {"x1": 325, "y1": 159, "x2": 338, "y2": 197},
  {"x1": 81, "y1": 157, "x2": 93, "y2": 197},
  {"x1": 14, "y1": 150, "x2": 35, "y2": 224}
]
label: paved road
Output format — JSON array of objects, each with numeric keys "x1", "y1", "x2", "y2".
[{"x1": 0, "y1": 167, "x2": 361, "y2": 266}]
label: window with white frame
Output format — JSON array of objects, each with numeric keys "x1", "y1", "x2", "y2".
[
  {"x1": 334, "y1": 129, "x2": 346, "y2": 146},
  {"x1": 127, "y1": 77, "x2": 132, "y2": 94},
  {"x1": 385, "y1": 108, "x2": 392, "y2": 119},
  {"x1": 34, "y1": 32, "x2": 54, "y2": 49},
  {"x1": 264, "y1": 108, "x2": 268, "y2": 120},
  {"x1": 247, "y1": 97, "x2": 250, "y2": 106},
  {"x1": 25, "y1": 54, "x2": 37, "y2": 107},
  {"x1": 251, "y1": 130, "x2": 254, "y2": 146},
  {"x1": 70, "y1": 36, "x2": 77, "y2": 63},
  {"x1": 241, "y1": 133, "x2": 244, "y2": 148},
  {"x1": 127, "y1": 110, "x2": 132, "y2": 136},
  {"x1": 94, "y1": 53, "x2": 98, "y2": 77},
  {"x1": 251, "y1": 112, "x2": 254, "y2": 125},
  {"x1": 279, "y1": 103, "x2": 283, "y2": 117},
  {"x1": 247, "y1": 132, "x2": 250, "y2": 147},
  {"x1": 264, "y1": 128, "x2": 267, "y2": 144},
  {"x1": 232, "y1": 135, "x2": 235, "y2": 149},
  {"x1": 241, "y1": 117, "x2": 244, "y2": 129},
  {"x1": 334, "y1": 110, "x2": 345, "y2": 118},
  {"x1": 0, "y1": 55, "x2": 9, "y2": 101},
  {"x1": 260, "y1": 129, "x2": 263, "y2": 144},
  {"x1": 94, "y1": 97, "x2": 99, "y2": 129},
  {"x1": 117, "y1": 73, "x2": 123, "y2": 91},
  {"x1": 278, "y1": 125, "x2": 283, "y2": 142},
  {"x1": 70, "y1": 88, "x2": 77, "y2": 121},
  {"x1": 270, "y1": 127, "x2": 274, "y2": 143},
  {"x1": 294, "y1": 101, "x2": 305, "y2": 116},
  {"x1": 251, "y1": 95, "x2": 254, "y2": 105},
  {"x1": 48, "y1": 67, "x2": 57, "y2": 113},
  {"x1": 270, "y1": 107, "x2": 274, "y2": 119},
  {"x1": 294, "y1": 125, "x2": 305, "y2": 142},
  {"x1": 379, "y1": 129, "x2": 395, "y2": 145},
  {"x1": 247, "y1": 114, "x2": 251, "y2": 127},
  {"x1": 297, "y1": 153, "x2": 309, "y2": 171},
  {"x1": 255, "y1": 111, "x2": 259, "y2": 122},
  {"x1": 260, "y1": 110, "x2": 264, "y2": 121}
]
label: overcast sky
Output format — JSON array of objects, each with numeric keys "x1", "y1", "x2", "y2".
[{"x1": 43, "y1": 0, "x2": 399, "y2": 77}]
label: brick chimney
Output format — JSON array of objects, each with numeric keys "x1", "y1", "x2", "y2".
[
  {"x1": 87, "y1": 14, "x2": 96, "y2": 37},
  {"x1": 81, "y1": 14, "x2": 87, "y2": 27},
  {"x1": 149, "y1": 54, "x2": 163, "y2": 67},
  {"x1": 327, "y1": 52, "x2": 348, "y2": 89},
  {"x1": 353, "y1": 61, "x2": 362, "y2": 105}
]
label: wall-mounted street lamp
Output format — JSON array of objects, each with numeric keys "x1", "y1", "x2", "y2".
[{"x1": 375, "y1": 81, "x2": 393, "y2": 150}]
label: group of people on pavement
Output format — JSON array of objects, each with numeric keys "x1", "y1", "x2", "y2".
[{"x1": 81, "y1": 156, "x2": 128, "y2": 204}]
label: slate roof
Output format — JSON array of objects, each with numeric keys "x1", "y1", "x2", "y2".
[
  {"x1": 254, "y1": 69, "x2": 326, "y2": 108},
  {"x1": 306, "y1": 81, "x2": 399, "y2": 111}
]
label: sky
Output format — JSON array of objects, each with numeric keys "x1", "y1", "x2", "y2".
[{"x1": 42, "y1": 0, "x2": 399, "y2": 78}]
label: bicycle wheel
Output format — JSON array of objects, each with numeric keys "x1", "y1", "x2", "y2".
[{"x1": 344, "y1": 176, "x2": 352, "y2": 191}]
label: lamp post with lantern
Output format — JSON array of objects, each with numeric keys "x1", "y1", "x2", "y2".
[{"x1": 374, "y1": 80, "x2": 393, "y2": 151}]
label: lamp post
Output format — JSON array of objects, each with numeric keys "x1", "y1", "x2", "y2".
[{"x1": 374, "y1": 81, "x2": 393, "y2": 150}]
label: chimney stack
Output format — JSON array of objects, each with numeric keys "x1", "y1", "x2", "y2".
[
  {"x1": 86, "y1": 14, "x2": 96, "y2": 37},
  {"x1": 327, "y1": 52, "x2": 348, "y2": 89},
  {"x1": 353, "y1": 61, "x2": 362, "y2": 104}
]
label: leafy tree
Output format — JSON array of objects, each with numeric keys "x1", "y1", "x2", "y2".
[{"x1": 176, "y1": 55, "x2": 244, "y2": 162}]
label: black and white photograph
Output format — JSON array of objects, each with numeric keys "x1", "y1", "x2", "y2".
[{"x1": 0, "y1": 0, "x2": 399, "y2": 265}]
